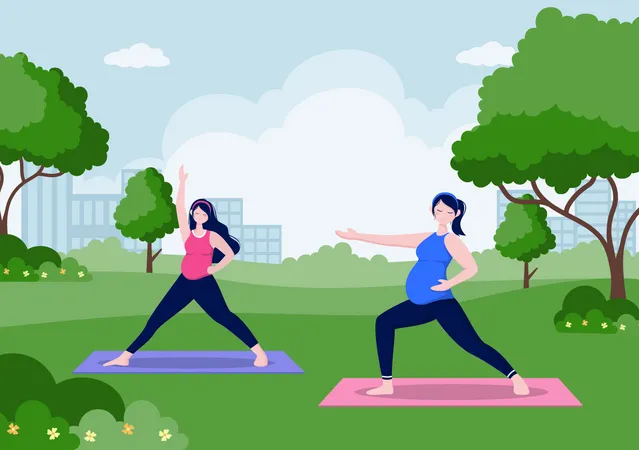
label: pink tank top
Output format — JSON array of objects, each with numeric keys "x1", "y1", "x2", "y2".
[{"x1": 181, "y1": 230, "x2": 213, "y2": 280}]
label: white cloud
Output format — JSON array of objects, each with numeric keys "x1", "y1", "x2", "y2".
[
  {"x1": 73, "y1": 158, "x2": 165, "y2": 194},
  {"x1": 161, "y1": 88, "x2": 497, "y2": 261},
  {"x1": 104, "y1": 43, "x2": 170, "y2": 68},
  {"x1": 456, "y1": 41, "x2": 515, "y2": 67}
]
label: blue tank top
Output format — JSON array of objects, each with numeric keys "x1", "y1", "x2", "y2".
[{"x1": 405, "y1": 233, "x2": 453, "y2": 305}]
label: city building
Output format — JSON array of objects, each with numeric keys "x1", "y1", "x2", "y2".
[
  {"x1": 613, "y1": 200, "x2": 636, "y2": 255},
  {"x1": 547, "y1": 217, "x2": 577, "y2": 253},
  {"x1": 21, "y1": 163, "x2": 73, "y2": 253}
]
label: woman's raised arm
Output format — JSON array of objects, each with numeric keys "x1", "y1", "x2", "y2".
[
  {"x1": 177, "y1": 166, "x2": 190, "y2": 242},
  {"x1": 335, "y1": 228, "x2": 431, "y2": 249}
]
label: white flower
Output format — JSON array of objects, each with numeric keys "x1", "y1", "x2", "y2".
[
  {"x1": 85, "y1": 430, "x2": 96, "y2": 442},
  {"x1": 565, "y1": 321, "x2": 572, "y2": 328},
  {"x1": 620, "y1": 324, "x2": 626, "y2": 331},
  {"x1": 22, "y1": 270, "x2": 29, "y2": 277},
  {"x1": 47, "y1": 428, "x2": 60, "y2": 440},
  {"x1": 41, "y1": 272, "x2": 48, "y2": 279},
  {"x1": 78, "y1": 271, "x2": 85, "y2": 278},
  {"x1": 601, "y1": 322, "x2": 608, "y2": 329},
  {"x1": 159, "y1": 429, "x2": 172, "y2": 441},
  {"x1": 582, "y1": 320, "x2": 588, "y2": 326}
]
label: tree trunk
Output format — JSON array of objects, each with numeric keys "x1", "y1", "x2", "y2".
[
  {"x1": 0, "y1": 218, "x2": 7, "y2": 234},
  {"x1": 523, "y1": 262, "x2": 529, "y2": 289},
  {"x1": 146, "y1": 242, "x2": 153, "y2": 274},
  {"x1": 609, "y1": 255, "x2": 626, "y2": 299}
]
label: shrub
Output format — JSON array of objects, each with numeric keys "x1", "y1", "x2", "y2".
[
  {"x1": 0, "y1": 258, "x2": 38, "y2": 282},
  {"x1": 0, "y1": 400, "x2": 80, "y2": 450},
  {"x1": 605, "y1": 298, "x2": 639, "y2": 321},
  {"x1": 615, "y1": 314, "x2": 639, "y2": 335},
  {"x1": 70, "y1": 400, "x2": 188, "y2": 449},
  {"x1": 0, "y1": 234, "x2": 27, "y2": 267},
  {"x1": 0, "y1": 354, "x2": 124, "y2": 426},
  {"x1": 561, "y1": 286, "x2": 607, "y2": 317},
  {"x1": 555, "y1": 310, "x2": 616, "y2": 334},
  {"x1": 38, "y1": 257, "x2": 92, "y2": 282},
  {"x1": 24, "y1": 246, "x2": 62, "y2": 269}
]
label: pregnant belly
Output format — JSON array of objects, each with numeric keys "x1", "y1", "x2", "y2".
[
  {"x1": 405, "y1": 261, "x2": 450, "y2": 304},
  {"x1": 181, "y1": 255, "x2": 211, "y2": 280}
]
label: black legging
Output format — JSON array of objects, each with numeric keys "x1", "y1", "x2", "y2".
[
  {"x1": 127, "y1": 274, "x2": 259, "y2": 354},
  {"x1": 375, "y1": 298, "x2": 517, "y2": 380}
]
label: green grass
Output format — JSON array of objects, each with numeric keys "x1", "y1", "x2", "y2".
[
  {"x1": 1, "y1": 279, "x2": 638, "y2": 448},
  {"x1": 0, "y1": 272, "x2": 578, "y2": 328}
]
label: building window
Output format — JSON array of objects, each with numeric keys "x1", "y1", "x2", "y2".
[
  {"x1": 71, "y1": 238, "x2": 81, "y2": 249},
  {"x1": 95, "y1": 201, "x2": 105, "y2": 225},
  {"x1": 72, "y1": 201, "x2": 81, "y2": 225},
  {"x1": 230, "y1": 227, "x2": 242, "y2": 238},
  {"x1": 136, "y1": 240, "x2": 146, "y2": 250},
  {"x1": 576, "y1": 203, "x2": 609, "y2": 214},
  {"x1": 230, "y1": 214, "x2": 241, "y2": 226},
  {"x1": 256, "y1": 254, "x2": 268, "y2": 263},
  {"x1": 269, "y1": 241, "x2": 280, "y2": 253},
  {"x1": 256, "y1": 242, "x2": 267, "y2": 253},
  {"x1": 244, "y1": 254, "x2": 255, "y2": 262},
  {"x1": 124, "y1": 239, "x2": 136, "y2": 250},
  {"x1": 231, "y1": 201, "x2": 241, "y2": 213},
  {"x1": 218, "y1": 214, "x2": 229, "y2": 224},
  {"x1": 268, "y1": 255, "x2": 280, "y2": 264},
  {"x1": 83, "y1": 201, "x2": 93, "y2": 225},
  {"x1": 244, "y1": 227, "x2": 255, "y2": 239},
  {"x1": 217, "y1": 201, "x2": 229, "y2": 212},
  {"x1": 269, "y1": 227, "x2": 281, "y2": 239},
  {"x1": 109, "y1": 201, "x2": 118, "y2": 225},
  {"x1": 83, "y1": 238, "x2": 92, "y2": 247},
  {"x1": 256, "y1": 228, "x2": 267, "y2": 239},
  {"x1": 244, "y1": 242, "x2": 255, "y2": 253}
]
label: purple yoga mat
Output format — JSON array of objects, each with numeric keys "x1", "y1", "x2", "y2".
[{"x1": 73, "y1": 351, "x2": 303, "y2": 374}]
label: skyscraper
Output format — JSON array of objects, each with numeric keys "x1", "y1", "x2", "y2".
[{"x1": 21, "y1": 163, "x2": 73, "y2": 253}]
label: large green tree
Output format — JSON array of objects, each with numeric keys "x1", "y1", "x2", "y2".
[
  {"x1": 451, "y1": 7, "x2": 639, "y2": 299},
  {"x1": 0, "y1": 53, "x2": 109, "y2": 234},
  {"x1": 114, "y1": 168, "x2": 178, "y2": 273},
  {"x1": 494, "y1": 195, "x2": 556, "y2": 289}
]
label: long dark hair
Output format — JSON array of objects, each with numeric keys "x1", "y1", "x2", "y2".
[
  {"x1": 189, "y1": 199, "x2": 241, "y2": 263},
  {"x1": 431, "y1": 192, "x2": 466, "y2": 236}
]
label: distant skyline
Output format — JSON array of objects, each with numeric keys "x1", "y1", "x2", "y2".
[{"x1": 2, "y1": 1, "x2": 639, "y2": 260}]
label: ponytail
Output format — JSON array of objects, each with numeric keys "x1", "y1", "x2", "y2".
[{"x1": 452, "y1": 199, "x2": 466, "y2": 236}]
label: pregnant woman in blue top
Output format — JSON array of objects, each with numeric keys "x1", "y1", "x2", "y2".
[{"x1": 336, "y1": 192, "x2": 530, "y2": 396}]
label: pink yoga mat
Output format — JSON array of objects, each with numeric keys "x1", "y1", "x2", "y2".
[{"x1": 319, "y1": 378, "x2": 582, "y2": 407}]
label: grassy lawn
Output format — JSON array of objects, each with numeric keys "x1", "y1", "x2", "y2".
[
  {"x1": 1, "y1": 272, "x2": 579, "y2": 328},
  {"x1": 0, "y1": 278, "x2": 638, "y2": 448}
]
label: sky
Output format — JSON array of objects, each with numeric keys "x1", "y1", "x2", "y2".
[{"x1": 1, "y1": 0, "x2": 639, "y2": 259}]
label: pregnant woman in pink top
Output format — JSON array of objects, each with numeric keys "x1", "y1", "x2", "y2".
[{"x1": 104, "y1": 165, "x2": 268, "y2": 368}]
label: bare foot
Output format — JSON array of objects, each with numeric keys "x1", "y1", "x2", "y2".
[
  {"x1": 511, "y1": 374, "x2": 530, "y2": 396},
  {"x1": 251, "y1": 344, "x2": 268, "y2": 367},
  {"x1": 103, "y1": 351, "x2": 132, "y2": 367},
  {"x1": 366, "y1": 380, "x2": 394, "y2": 396}
]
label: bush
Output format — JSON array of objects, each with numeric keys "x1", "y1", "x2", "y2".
[
  {"x1": 0, "y1": 400, "x2": 80, "y2": 449},
  {"x1": 606, "y1": 298, "x2": 639, "y2": 321},
  {"x1": 555, "y1": 309, "x2": 617, "y2": 334},
  {"x1": 615, "y1": 314, "x2": 639, "y2": 335},
  {"x1": 0, "y1": 354, "x2": 124, "y2": 426},
  {"x1": 24, "y1": 246, "x2": 62, "y2": 269},
  {"x1": 0, "y1": 258, "x2": 38, "y2": 282},
  {"x1": 0, "y1": 234, "x2": 27, "y2": 267},
  {"x1": 38, "y1": 257, "x2": 92, "y2": 282},
  {"x1": 554, "y1": 286, "x2": 639, "y2": 327},
  {"x1": 70, "y1": 400, "x2": 188, "y2": 449}
]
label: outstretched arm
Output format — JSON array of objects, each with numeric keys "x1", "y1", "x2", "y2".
[
  {"x1": 335, "y1": 228, "x2": 431, "y2": 249},
  {"x1": 177, "y1": 166, "x2": 190, "y2": 242},
  {"x1": 207, "y1": 232, "x2": 234, "y2": 274},
  {"x1": 442, "y1": 234, "x2": 478, "y2": 288}
]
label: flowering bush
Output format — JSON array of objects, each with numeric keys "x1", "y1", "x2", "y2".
[
  {"x1": 615, "y1": 314, "x2": 639, "y2": 335},
  {"x1": 0, "y1": 258, "x2": 38, "y2": 282},
  {"x1": 0, "y1": 353, "x2": 124, "y2": 427},
  {"x1": 38, "y1": 257, "x2": 92, "y2": 282},
  {"x1": 70, "y1": 400, "x2": 188, "y2": 449},
  {"x1": 555, "y1": 309, "x2": 617, "y2": 334},
  {"x1": 0, "y1": 400, "x2": 80, "y2": 449}
]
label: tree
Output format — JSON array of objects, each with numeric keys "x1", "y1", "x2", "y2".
[
  {"x1": 0, "y1": 53, "x2": 109, "y2": 234},
  {"x1": 494, "y1": 194, "x2": 556, "y2": 288},
  {"x1": 451, "y1": 7, "x2": 639, "y2": 299},
  {"x1": 114, "y1": 168, "x2": 178, "y2": 273}
]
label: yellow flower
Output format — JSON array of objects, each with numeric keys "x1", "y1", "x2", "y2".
[
  {"x1": 601, "y1": 322, "x2": 608, "y2": 329},
  {"x1": 85, "y1": 430, "x2": 96, "y2": 442},
  {"x1": 122, "y1": 423, "x2": 134, "y2": 435},
  {"x1": 7, "y1": 423, "x2": 19, "y2": 435},
  {"x1": 60, "y1": 268, "x2": 66, "y2": 275},
  {"x1": 47, "y1": 428, "x2": 60, "y2": 440},
  {"x1": 22, "y1": 270, "x2": 29, "y2": 277},
  {"x1": 159, "y1": 429, "x2": 172, "y2": 441},
  {"x1": 620, "y1": 324, "x2": 626, "y2": 331},
  {"x1": 41, "y1": 272, "x2": 48, "y2": 279},
  {"x1": 78, "y1": 271, "x2": 85, "y2": 278},
  {"x1": 582, "y1": 320, "x2": 588, "y2": 326},
  {"x1": 2, "y1": 268, "x2": 8, "y2": 275},
  {"x1": 565, "y1": 321, "x2": 572, "y2": 328}
]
